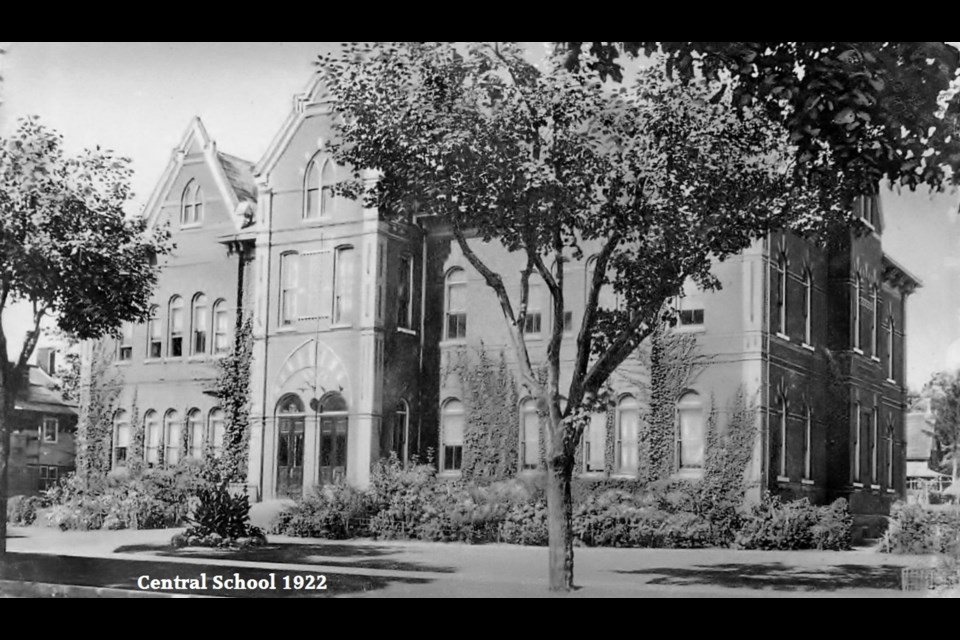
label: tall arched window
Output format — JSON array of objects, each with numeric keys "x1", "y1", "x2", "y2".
[
  {"x1": 583, "y1": 411, "x2": 607, "y2": 473},
  {"x1": 678, "y1": 392, "x2": 705, "y2": 472},
  {"x1": 444, "y1": 268, "x2": 467, "y2": 340},
  {"x1": 777, "y1": 393, "x2": 788, "y2": 479},
  {"x1": 887, "y1": 317, "x2": 896, "y2": 381},
  {"x1": 803, "y1": 269, "x2": 813, "y2": 345},
  {"x1": 519, "y1": 398, "x2": 540, "y2": 471},
  {"x1": 303, "y1": 156, "x2": 336, "y2": 220},
  {"x1": 803, "y1": 406, "x2": 813, "y2": 481},
  {"x1": 393, "y1": 400, "x2": 409, "y2": 464},
  {"x1": 209, "y1": 408, "x2": 225, "y2": 458},
  {"x1": 113, "y1": 410, "x2": 130, "y2": 468},
  {"x1": 441, "y1": 399, "x2": 464, "y2": 472},
  {"x1": 280, "y1": 252, "x2": 299, "y2": 326},
  {"x1": 147, "y1": 305, "x2": 162, "y2": 359},
  {"x1": 853, "y1": 273, "x2": 862, "y2": 350},
  {"x1": 871, "y1": 284, "x2": 880, "y2": 357},
  {"x1": 333, "y1": 246, "x2": 355, "y2": 325},
  {"x1": 775, "y1": 251, "x2": 788, "y2": 335},
  {"x1": 191, "y1": 293, "x2": 208, "y2": 355},
  {"x1": 164, "y1": 409, "x2": 181, "y2": 467},
  {"x1": 319, "y1": 392, "x2": 349, "y2": 485},
  {"x1": 276, "y1": 396, "x2": 304, "y2": 496},
  {"x1": 168, "y1": 296, "x2": 184, "y2": 357},
  {"x1": 886, "y1": 421, "x2": 895, "y2": 488},
  {"x1": 853, "y1": 402, "x2": 862, "y2": 484},
  {"x1": 181, "y1": 180, "x2": 203, "y2": 226},
  {"x1": 144, "y1": 410, "x2": 160, "y2": 467},
  {"x1": 187, "y1": 409, "x2": 203, "y2": 458},
  {"x1": 615, "y1": 395, "x2": 640, "y2": 475},
  {"x1": 213, "y1": 299, "x2": 230, "y2": 354},
  {"x1": 871, "y1": 407, "x2": 879, "y2": 485}
]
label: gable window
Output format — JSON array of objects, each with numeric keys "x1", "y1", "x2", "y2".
[
  {"x1": 192, "y1": 293, "x2": 208, "y2": 355},
  {"x1": 522, "y1": 280, "x2": 544, "y2": 336},
  {"x1": 803, "y1": 406, "x2": 813, "y2": 481},
  {"x1": 187, "y1": 409, "x2": 203, "y2": 459},
  {"x1": 445, "y1": 268, "x2": 467, "y2": 341},
  {"x1": 144, "y1": 410, "x2": 160, "y2": 467},
  {"x1": 397, "y1": 255, "x2": 414, "y2": 330},
  {"x1": 147, "y1": 305, "x2": 162, "y2": 359},
  {"x1": 615, "y1": 395, "x2": 640, "y2": 475},
  {"x1": 803, "y1": 269, "x2": 813, "y2": 345},
  {"x1": 777, "y1": 394, "x2": 788, "y2": 479},
  {"x1": 209, "y1": 408, "x2": 225, "y2": 458},
  {"x1": 853, "y1": 274, "x2": 862, "y2": 351},
  {"x1": 677, "y1": 278, "x2": 705, "y2": 328},
  {"x1": 164, "y1": 410, "x2": 181, "y2": 467},
  {"x1": 42, "y1": 417, "x2": 58, "y2": 443},
  {"x1": 280, "y1": 252, "x2": 299, "y2": 326},
  {"x1": 441, "y1": 399, "x2": 464, "y2": 473},
  {"x1": 333, "y1": 246, "x2": 355, "y2": 325},
  {"x1": 213, "y1": 299, "x2": 230, "y2": 354},
  {"x1": 304, "y1": 157, "x2": 321, "y2": 219},
  {"x1": 181, "y1": 180, "x2": 203, "y2": 226},
  {"x1": 678, "y1": 392, "x2": 705, "y2": 472},
  {"x1": 113, "y1": 410, "x2": 130, "y2": 467},
  {"x1": 168, "y1": 296, "x2": 184, "y2": 357},
  {"x1": 520, "y1": 398, "x2": 541, "y2": 471},
  {"x1": 775, "y1": 251, "x2": 788, "y2": 336},
  {"x1": 583, "y1": 411, "x2": 607, "y2": 473},
  {"x1": 118, "y1": 322, "x2": 133, "y2": 361}
]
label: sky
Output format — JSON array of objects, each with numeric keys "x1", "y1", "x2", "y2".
[{"x1": 1, "y1": 42, "x2": 959, "y2": 391}]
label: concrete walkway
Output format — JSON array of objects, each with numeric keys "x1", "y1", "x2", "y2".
[{"x1": 2, "y1": 526, "x2": 941, "y2": 598}]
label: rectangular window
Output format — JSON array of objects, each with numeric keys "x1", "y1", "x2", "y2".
[
  {"x1": 42, "y1": 417, "x2": 58, "y2": 444},
  {"x1": 214, "y1": 304, "x2": 230, "y2": 354},
  {"x1": 193, "y1": 302, "x2": 208, "y2": 355},
  {"x1": 397, "y1": 255, "x2": 413, "y2": 330},
  {"x1": 115, "y1": 422, "x2": 130, "y2": 467},
  {"x1": 853, "y1": 275, "x2": 862, "y2": 350},
  {"x1": 616, "y1": 401, "x2": 640, "y2": 475},
  {"x1": 280, "y1": 252, "x2": 299, "y2": 326},
  {"x1": 521, "y1": 405, "x2": 540, "y2": 471},
  {"x1": 443, "y1": 413, "x2": 464, "y2": 472},
  {"x1": 871, "y1": 286, "x2": 880, "y2": 357},
  {"x1": 583, "y1": 412, "x2": 607, "y2": 473},
  {"x1": 563, "y1": 310, "x2": 574, "y2": 334},
  {"x1": 803, "y1": 272, "x2": 813, "y2": 345},
  {"x1": 145, "y1": 419, "x2": 160, "y2": 467},
  {"x1": 678, "y1": 278, "x2": 705, "y2": 328},
  {"x1": 776, "y1": 256, "x2": 787, "y2": 335},
  {"x1": 887, "y1": 424, "x2": 895, "y2": 488},
  {"x1": 118, "y1": 323, "x2": 133, "y2": 361},
  {"x1": 445, "y1": 271, "x2": 467, "y2": 340},
  {"x1": 333, "y1": 246, "x2": 355, "y2": 325},
  {"x1": 522, "y1": 281, "x2": 544, "y2": 337}
]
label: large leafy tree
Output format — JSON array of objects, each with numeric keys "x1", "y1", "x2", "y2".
[
  {"x1": 320, "y1": 42, "x2": 859, "y2": 590},
  {"x1": 0, "y1": 117, "x2": 171, "y2": 553},
  {"x1": 926, "y1": 370, "x2": 960, "y2": 479},
  {"x1": 560, "y1": 42, "x2": 960, "y2": 192}
]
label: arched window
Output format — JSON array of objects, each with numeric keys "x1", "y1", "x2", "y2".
[
  {"x1": 871, "y1": 284, "x2": 880, "y2": 357},
  {"x1": 615, "y1": 395, "x2": 639, "y2": 475},
  {"x1": 181, "y1": 180, "x2": 203, "y2": 226},
  {"x1": 147, "y1": 305, "x2": 162, "y2": 359},
  {"x1": 871, "y1": 407, "x2": 879, "y2": 485},
  {"x1": 187, "y1": 409, "x2": 203, "y2": 458},
  {"x1": 803, "y1": 406, "x2": 813, "y2": 481},
  {"x1": 444, "y1": 268, "x2": 467, "y2": 340},
  {"x1": 213, "y1": 299, "x2": 230, "y2": 354},
  {"x1": 276, "y1": 396, "x2": 304, "y2": 495},
  {"x1": 397, "y1": 255, "x2": 414, "y2": 330},
  {"x1": 144, "y1": 410, "x2": 160, "y2": 467},
  {"x1": 164, "y1": 409, "x2": 181, "y2": 467},
  {"x1": 803, "y1": 269, "x2": 813, "y2": 345},
  {"x1": 441, "y1": 399, "x2": 464, "y2": 472},
  {"x1": 887, "y1": 317, "x2": 896, "y2": 381},
  {"x1": 583, "y1": 411, "x2": 607, "y2": 473},
  {"x1": 775, "y1": 251, "x2": 788, "y2": 335},
  {"x1": 519, "y1": 398, "x2": 540, "y2": 471},
  {"x1": 280, "y1": 252, "x2": 299, "y2": 326},
  {"x1": 209, "y1": 408, "x2": 225, "y2": 458},
  {"x1": 678, "y1": 392, "x2": 705, "y2": 472},
  {"x1": 113, "y1": 410, "x2": 130, "y2": 468},
  {"x1": 392, "y1": 400, "x2": 409, "y2": 464},
  {"x1": 303, "y1": 156, "x2": 321, "y2": 219},
  {"x1": 319, "y1": 393, "x2": 348, "y2": 485},
  {"x1": 191, "y1": 293, "x2": 208, "y2": 355},
  {"x1": 853, "y1": 273, "x2": 862, "y2": 350},
  {"x1": 333, "y1": 246, "x2": 355, "y2": 325},
  {"x1": 777, "y1": 393, "x2": 788, "y2": 479},
  {"x1": 853, "y1": 402, "x2": 862, "y2": 484},
  {"x1": 168, "y1": 296, "x2": 184, "y2": 357},
  {"x1": 886, "y1": 421, "x2": 895, "y2": 489}
]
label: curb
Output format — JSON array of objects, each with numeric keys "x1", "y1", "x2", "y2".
[{"x1": 0, "y1": 579, "x2": 218, "y2": 598}]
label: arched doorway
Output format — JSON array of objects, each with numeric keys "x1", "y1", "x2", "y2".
[
  {"x1": 318, "y1": 392, "x2": 348, "y2": 485},
  {"x1": 276, "y1": 394, "x2": 305, "y2": 498}
]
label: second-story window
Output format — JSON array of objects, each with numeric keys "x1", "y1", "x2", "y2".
[
  {"x1": 280, "y1": 252, "x2": 299, "y2": 326},
  {"x1": 853, "y1": 273, "x2": 862, "y2": 351},
  {"x1": 213, "y1": 300, "x2": 230, "y2": 354},
  {"x1": 775, "y1": 251, "x2": 788, "y2": 336},
  {"x1": 181, "y1": 180, "x2": 203, "y2": 226},
  {"x1": 677, "y1": 277, "x2": 705, "y2": 328},
  {"x1": 147, "y1": 305, "x2": 162, "y2": 359},
  {"x1": 803, "y1": 269, "x2": 813, "y2": 345},
  {"x1": 397, "y1": 255, "x2": 414, "y2": 330},
  {"x1": 333, "y1": 246, "x2": 355, "y2": 325},
  {"x1": 42, "y1": 417, "x2": 58, "y2": 443},
  {"x1": 118, "y1": 322, "x2": 133, "y2": 361},
  {"x1": 168, "y1": 296, "x2": 184, "y2": 357},
  {"x1": 887, "y1": 317, "x2": 896, "y2": 380},
  {"x1": 872, "y1": 285, "x2": 880, "y2": 358},
  {"x1": 445, "y1": 268, "x2": 467, "y2": 340},
  {"x1": 192, "y1": 293, "x2": 208, "y2": 355},
  {"x1": 522, "y1": 279, "x2": 544, "y2": 336}
]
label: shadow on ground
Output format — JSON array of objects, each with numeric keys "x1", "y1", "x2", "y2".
[
  {"x1": 0, "y1": 552, "x2": 431, "y2": 598},
  {"x1": 113, "y1": 542, "x2": 457, "y2": 574},
  {"x1": 618, "y1": 562, "x2": 903, "y2": 592}
]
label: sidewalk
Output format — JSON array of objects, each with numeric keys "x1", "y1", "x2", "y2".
[{"x1": 1, "y1": 526, "x2": 939, "y2": 598}]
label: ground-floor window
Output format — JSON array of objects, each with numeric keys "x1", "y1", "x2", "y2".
[{"x1": 441, "y1": 399, "x2": 464, "y2": 472}]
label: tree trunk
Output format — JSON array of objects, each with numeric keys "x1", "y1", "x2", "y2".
[
  {"x1": 0, "y1": 385, "x2": 10, "y2": 555},
  {"x1": 546, "y1": 451, "x2": 574, "y2": 591}
]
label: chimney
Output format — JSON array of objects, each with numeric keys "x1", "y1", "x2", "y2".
[{"x1": 36, "y1": 347, "x2": 55, "y2": 377}]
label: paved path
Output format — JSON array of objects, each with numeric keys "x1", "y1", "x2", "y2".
[{"x1": 2, "y1": 526, "x2": 941, "y2": 598}]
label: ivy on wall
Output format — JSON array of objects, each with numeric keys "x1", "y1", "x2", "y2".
[
  {"x1": 211, "y1": 317, "x2": 253, "y2": 482},
  {"x1": 75, "y1": 339, "x2": 122, "y2": 490},
  {"x1": 128, "y1": 387, "x2": 144, "y2": 476},
  {"x1": 443, "y1": 345, "x2": 519, "y2": 481}
]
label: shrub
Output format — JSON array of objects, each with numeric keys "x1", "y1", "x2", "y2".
[
  {"x1": 273, "y1": 484, "x2": 375, "y2": 539},
  {"x1": 185, "y1": 478, "x2": 264, "y2": 544},
  {"x1": 736, "y1": 495, "x2": 852, "y2": 551},
  {"x1": 810, "y1": 499, "x2": 853, "y2": 551},
  {"x1": 880, "y1": 502, "x2": 960, "y2": 555}
]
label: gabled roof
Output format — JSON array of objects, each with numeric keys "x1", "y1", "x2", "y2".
[
  {"x1": 141, "y1": 117, "x2": 257, "y2": 232},
  {"x1": 13, "y1": 365, "x2": 77, "y2": 417},
  {"x1": 255, "y1": 72, "x2": 334, "y2": 182}
]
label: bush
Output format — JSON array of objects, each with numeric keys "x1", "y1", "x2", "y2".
[
  {"x1": 184, "y1": 478, "x2": 264, "y2": 544},
  {"x1": 6, "y1": 495, "x2": 42, "y2": 526},
  {"x1": 880, "y1": 502, "x2": 960, "y2": 555},
  {"x1": 274, "y1": 484, "x2": 375, "y2": 539},
  {"x1": 736, "y1": 495, "x2": 852, "y2": 551}
]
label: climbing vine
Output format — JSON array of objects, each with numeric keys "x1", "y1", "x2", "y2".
[
  {"x1": 443, "y1": 345, "x2": 519, "y2": 481},
  {"x1": 74, "y1": 339, "x2": 122, "y2": 490},
  {"x1": 211, "y1": 317, "x2": 253, "y2": 482},
  {"x1": 128, "y1": 387, "x2": 144, "y2": 476}
]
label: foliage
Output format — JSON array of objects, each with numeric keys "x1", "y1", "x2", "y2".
[
  {"x1": 559, "y1": 42, "x2": 960, "y2": 191},
  {"x1": 211, "y1": 317, "x2": 253, "y2": 482},
  {"x1": 735, "y1": 494, "x2": 852, "y2": 551},
  {"x1": 924, "y1": 369, "x2": 960, "y2": 475},
  {"x1": 273, "y1": 484, "x2": 376, "y2": 539},
  {"x1": 879, "y1": 502, "x2": 960, "y2": 555},
  {"x1": 74, "y1": 339, "x2": 122, "y2": 493},
  {"x1": 6, "y1": 494, "x2": 42, "y2": 526},
  {"x1": 183, "y1": 463, "x2": 264, "y2": 544},
  {"x1": 443, "y1": 347, "x2": 519, "y2": 480}
]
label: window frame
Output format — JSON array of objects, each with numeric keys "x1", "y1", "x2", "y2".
[
  {"x1": 803, "y1": 406, "x2": 813, "y2": 482},
  {"x1": 582, "y1": 411, "x2": 607, "y2": 474},
  {"x1": 163, "y1": 409, "x2": 181, "y2": 468},
  {"x1": 42, "y1": 416, "x2": 58, "y2": 444},
  {"x1": 213, "y1": 299, "x2": 230, "y2": 354},
  {"x1": 209, "y1": 408, "x2": 225, "y2": 458},
  {"x1": 147, "y1": 305, "x2": 162, "y2": 359},
  {"x1": 280, "y1": 251, "x2": 299, "y2": 326},
  {"x1": 168, "y1": 296, "x2": 184, "y2": 358},
  {"x1": 191, "y1": 293, "x2": 209, "y2": 356},
  {"x1": 332, "y1": 245, "x2": 355, "y2": 326},
  {"x1": 776, "y1": 251, "x2": 788, "y2": 336},
  {"x1": 440, "y1": 399, "x2": 465, "y2": 473},
  {"x1": 144, "y1": 410, "x2": 160, "y2": 468},
  {"x1": 187, "y1": 408, "x2": 203, "y2": 459},
  {"x1": 519, "y1": 398, "x2": 541, "y2": 471},
  {"x1": 853, "y1": 273, "x2": 862, "y2": 351},
  {"x1": 118, "y1": 322, "x2": 134, "y2": 362},
  {"x1": 397, "y1": 254, "x2": 414, "y2": 331},
  {"x1": 803, "y1": 268, "x2": 813, "y2": 346},
  {"x1": 615, "y1": 395, "x2": 640, "y2": 476},
  {"x1": 181, "y1": 180, "x2": 203, "y2": 227},
  {"x1": 113, "y1": 410, "x2": 130, "y2": 468},
  {"x1": 853, "y1": 403, "x2": 862, "y2": 484},
  {"x1": 444, "y1": 267, "x2": 468, "y2": 341}
]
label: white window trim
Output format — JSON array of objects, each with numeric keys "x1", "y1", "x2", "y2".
[{"x1": 42, "y1": 417, "x2": 58, "y2": 444}]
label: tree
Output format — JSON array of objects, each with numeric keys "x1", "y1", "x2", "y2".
[
  {"x1": 559, "y1": 42, "x2": 960, "y2": 193},
  {"x1": 0, "y1": 117, "x2": 171, "y2": 553},
  {"x1": 319, "y1": 42, "x2": 864, "y2": 591},
  {"x1": 926, "y1": 370, "x2": 960, "y2": 480}
]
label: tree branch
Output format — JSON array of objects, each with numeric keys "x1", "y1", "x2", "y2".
[{"x1": 16, "y1": 303, "x2": 47, "y2": 374}]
